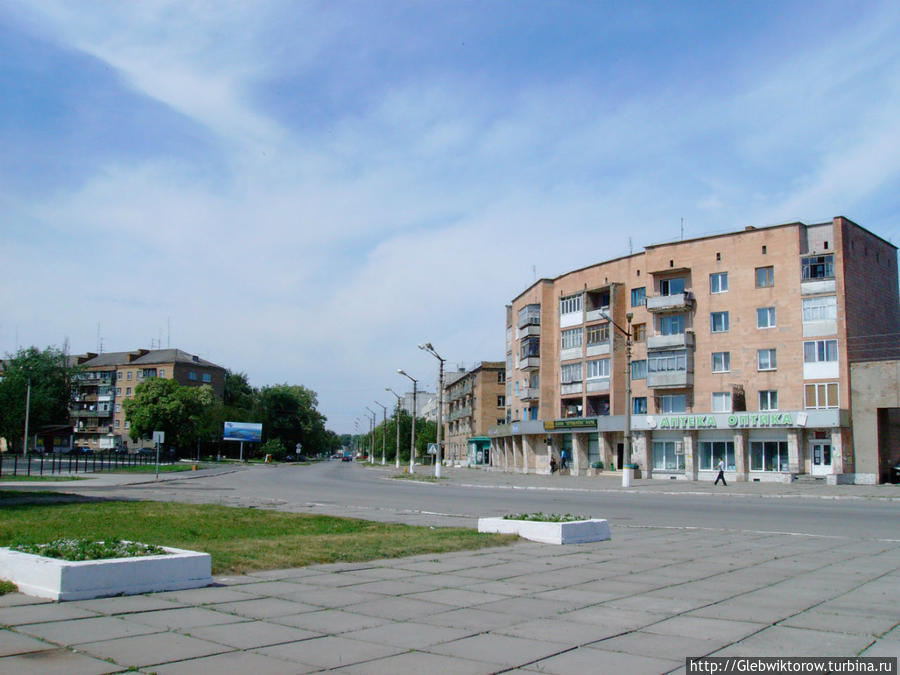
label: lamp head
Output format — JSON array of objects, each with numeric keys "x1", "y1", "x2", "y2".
[
  {"x1": 626, "y1": 312, "x2": 633, "y2": 322},
  {"x1": 397, "y1": 368, "x2": 405, "y2": 375},
  {"x1": 425, "y1": 342, "x2": 433, "y2": 350},
  {"x1": 417, "y1": 344, "x2": 425, "y2": 350}
]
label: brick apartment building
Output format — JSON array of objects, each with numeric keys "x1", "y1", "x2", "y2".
[
  {"x1": 443, "y1": 362, "x2": 506, "y2": 466},
  {"x1": 490, "y1": 216, "x2": 900, "y2": 484},
  {"x1": 70, "y1": 349, "x2": 226, "y2": 452}
]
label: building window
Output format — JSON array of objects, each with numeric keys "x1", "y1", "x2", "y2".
[
  {"x1": 632, "y1": 323, "x2": 646, "y2": 342},
  {"x1": 515, "y1": 381, "x2": 520, "y2": 396},
  {"x1": 586, "y1": 358, "x2": 610, "y2": 379},
  {"x1": 711, "y1": 352, "x2": 730, "y2": 373},
  {"x1": 116, "y1": 387, "x2": 122, "y2": 395},
  {"x1": 497, "y1": 371, "x2": 505, "y2": 384},
  {"x1": 631, "y1": 287, "x2": 646, "y2": 307},
  {"x1": 710, "y1": 272, "x2": 728, "y2": 294},
  {"x1": 497, "y1": 419, "x2": 506, "y2": 426},
  {"x1": 758, "y1": 349, "x2": 777, "y2": 371},
  {"x1": 115, "y1": 404, "x2": 121, "y2": 413},
  {"x1": 126, "y1": 387, "x2": 131, "y2": 396},
  {"x1": 802, "y1": 254, "x2": 834, "y2": 280},
  {"x1": 653, "y1": 441, "x2": 684, "y2": 471},
  {"x1": 520, "y1": 337, "x2": 540, "y2": 359},
  {"x1": 659, "y1": 394, "x2": 687, "y2": 413},
  {"x1": 124, "y1": 421, "x2": 130, "y2": 429},
  {"x1": 756, "y1": 266, "x2": 774, "y2": 288},
  {"x1": 710, "y1": 311, "x2": 730, "y2": 333},
  {"x1": 804, "y1": 340, "x2": 838, "y2": 363},
  {"x1": 712, "y1": 392, "x2": 732, "y2": 413},
  {"x1": 560, "y1": 293, "x2": 582, "y2": 316},
  {"x1": 759, "y1": 390, "x2": 778, "y2": 410},
  {"x1": 633, "y1": 397, "x2": 647, "y2": 414},
  {"x1": 805, "y1": 382, "x2": 839, "y2": 409},
  {"x1": 586, "y1": 323, "x2": 609, "y2": 345},
  {"x1": 649, "y1": 350, "x2": 687, "y2": 374},
  {"x1": 189, "y1": 371, "x2": 199, "y2": 381},
  {"x1": 561, "y1": 328, "x2": 583, "y2": 350},
  {"x1": 115, "y1": 419, "x2": 120, "y2": 428},
  {"x1": 802, "y1": 296, "x2": 837, "y2": 322},
  {"x1": 497, "y1": 396, "x2": 505, "y2": 407},
  {"x1": 202, "y1": 373, "x2": 211, "y2": 383},
  {"x1": 757, "y1": 307, "x2": 776, "y2": 329},
  {"x1": 118, "y1": 371, "x2": 124, "y2": 381},
  {"x1": 127, "y1": 371, "x2": 133, "y2": 380},
  {"x1": 699, "y1": 441, "x2": 735, "y2": 471},
  {"x1": 750, "y1": 441, "x2": 789, "y2": 472},
  {"x1": 631, "y1": 359, "x2": 647, "y2": 379},
  {"x1": 659, "y1": 314, "x2": 686, "y2": 335},
  {"x1": 659, "y1": 277, "x2": 685, "y2": 296},
  {"x1": 560, "y1": 363, "x2": 582, "y2": 384},
  {"x1": 159, "y1": 369, "x2": 166, "y2": 377}
]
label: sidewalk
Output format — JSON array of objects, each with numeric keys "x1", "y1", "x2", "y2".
[{"x1": 0, "y1": 526, "x2": 897, "y2": 673}]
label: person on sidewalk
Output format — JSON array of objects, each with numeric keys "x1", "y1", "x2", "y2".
[
  {"x1": 560, "y1": 449, "x2": 568, "y2": 470},
  {"x1": 714, "y1": 458, "x2": 727, "y2": 486}
]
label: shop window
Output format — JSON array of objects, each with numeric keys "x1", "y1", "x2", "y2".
[
  {"x1": 756, "y1": 266, "x2": 774, "y2": 288},
  {"x1": 699, "y1": 441, "x2": 735, "y2": 471},
  {"x1": 750, "y1": 441, "x2": 789, "y2": 472},
  {"x1": 652, "y1": 441, "x2": 684, "y2": 471}
]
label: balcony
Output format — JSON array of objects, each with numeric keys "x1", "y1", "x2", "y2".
[
  {"x1": 647, "y1": 370, "x2": 694, "y2": 388},
  {"x1": 77, "y1": 377, "x2": 113, "y2": 387},
  {"x1": 75, "y1": 425, "x2": 112, "y2": 434},
  {"x1": 516, "y1": 324, "x2": 541, "y2": 339},
  {"x1": 449, "y1": 406, "x2": 472, "y2": 421},
  {"x1": 520, "y1": 387, "x2": 540, "y2": 402},
  {"x1": 646, "y1": 292, "x2": 694, "y2": 314},
  {"x1": 516, "y1": 356, "x2": 540, "y2": 371},
  {"x1": 647, "y1": 331, "x2": 695, "y2": 351},
  {"x1": 585, "y1": 342, "x2": 610, "y2": 358},
  {"x1": 586, "y1": 378, "x2": 610, "y2": 393},
  {"x1": 559, "y1": 347, "x2": 582, "y2": 362},
  {"x1": 517, "y1": 304, "x2": 541, "y2": 329},
  {"x1": 801, "y1": 279, "x2": 836, "y2": 296},
  {"x1": 70, "y1": 409, "x2": 112, "y2": 418},
  {"x1": 584, "y1": 307, "x2": 610, "y2": 323},
  {"x1": 561, "y1": 382, "x2": 583, "y2": 396}
]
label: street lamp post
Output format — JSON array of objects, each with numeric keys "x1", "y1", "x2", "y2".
[
  {"x1": 23, "y1": 377, "x2": 32, "y2": 458},
  {"x1": 374, "y1": 402, "x2": 387, "y2": 465},
  {"x1": 419, "y1": 343, "x2": 446, "y2": 478},
  {"x1": 385, "y1": 387, "x2": 402, "y2": 469},
  {"x1": 365, "y1": 407, "x2": 377, "y2": 462},
  {"x1": 602, "y1": 311, "x2": 634, "y2": 487},
  {"x1": 397, "y1": 370, "x2": 417, "y2": 474}
]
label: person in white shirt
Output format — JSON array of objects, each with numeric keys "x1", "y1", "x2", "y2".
[{"x1": 714, "y1": 458, "x2": 727, "y2": 486}]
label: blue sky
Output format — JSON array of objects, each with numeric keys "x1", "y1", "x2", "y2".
[{"x1": 2, "y1": 1, "x2": 900, "y2": 434}]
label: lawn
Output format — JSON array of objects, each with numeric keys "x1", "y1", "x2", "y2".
[
  {"x1": 0, "y1": 496, "x2": 515, "y2": 575},
  {"x1": 0, "y1": 475, "x2": 85, "y2": 481}
]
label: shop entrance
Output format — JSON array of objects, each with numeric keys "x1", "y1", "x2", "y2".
[
  {"x1": 616, "y1": 442, "x2": 624, "y2": 471},
  {"x1": 811, "y1": 442, "x2": 832, "y2": 476}
]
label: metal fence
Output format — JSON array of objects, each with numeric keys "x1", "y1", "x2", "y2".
[{"x1": 0, "y1": 452, "x2": 175, "y2": 478}]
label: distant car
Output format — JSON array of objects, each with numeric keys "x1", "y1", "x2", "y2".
[
  {"x1": 341, "y1": 455, "x2": 352, "y2": 462},
  {"x1": 75, "y1": 446, "x2": 93, "y2": 454},
  {"x1": 282, "y1": 454, "x2": 309, "y2": 463}
]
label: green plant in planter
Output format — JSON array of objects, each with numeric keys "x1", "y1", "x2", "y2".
[
  {"x1": 502, "y1": 513, "x2": 588, "y2": 523},
  {"x1": 12, "y1": 539, "x2": 166, "y2": 561},
  {"x1": 591, "y1": 461, "x2": 603, "y2": 469}
]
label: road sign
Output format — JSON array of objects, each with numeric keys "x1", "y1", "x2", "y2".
[
  {"x1": 152, "y1": 431, "x2": 165, "y2": 444},
  {"x1": 427, "y1": 443, "x2": 438, "y2": 455}
]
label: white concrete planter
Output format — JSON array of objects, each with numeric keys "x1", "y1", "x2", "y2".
[
  {"x1": 0, "y1": 545, "x2": 213, "y2": 601},
  {"x1": 478, "y1": 517, "x2": 611, "y2": 545}
]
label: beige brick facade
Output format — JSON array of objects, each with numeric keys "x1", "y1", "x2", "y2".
[
  {"x1": 444, "y1": 361, "x2": 506, "y2": 465},
  {"x1": 492, "y1": 217, "x2": 899, "y2": 483}
]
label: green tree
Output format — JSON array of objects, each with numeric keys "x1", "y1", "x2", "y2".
[
  {"x1": 0, "y1": 346, "x2": 78, "y2": 452},
  {"x1": 254, "y1": 384, "x2": 329, "y2": 455},
  {"x1": 123, "y1": 378, "x2": 216, "y2": 455}
]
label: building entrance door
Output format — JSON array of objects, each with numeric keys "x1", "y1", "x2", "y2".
[
  {"x1": 616, "y1": 443, "x2": 624, "y2": 471},
  {"x1": 811, "y1": 442, "x2": 832, "y2": 476}
]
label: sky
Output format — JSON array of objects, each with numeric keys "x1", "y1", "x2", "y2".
[{"x1": 3, "y1": 1, "x2": 900, "y2": 434}]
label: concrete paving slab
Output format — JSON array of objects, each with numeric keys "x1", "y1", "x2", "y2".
[
  {"x1": 404, "y1": 572, "x2": 495, "y2": 589},
  {"x1": 347, "y1": 578, "x2": 439, "y2": 596},
  {"x1": 272, "y1": 608, "x2": 390, "y2": 633},
  {"x1": 208, "y1": 596, "x2": 321, "y2": 619},
  {"x1": 254, "y1": 634, "x2": 404, "y2": 669},
  {"x1": 860, "y1": 637, "x2": 900, "y2": 658},
  {"x1": 405, "y1": 587, "x2": 508, "y2": 608},
  {"x1": 16, "y1": 615, "x2": 162, "y2": 645},
  {"x1": 151, "y1": 586, "x2": 263, "y2": 605},
  {"x1": 532, "y1": 586, "x2": 625, "y2": 608},
  {"x1": 78, "y1": 631, "x2": 231, "y2": 668},
  {"x1": 495, "y1": 616, "x2": 635, "y2": 643},
  {"x1": 342, "y1": 595, "x2": 448, "y2": 621},
  {"x1": 780, "y1": 608, "x2": 900, "y2": 636},
  {"x1": 275, "y1": 586, "x2": 384, "y2": 608},
  {"x1": 0, "y1": 647, "x2": 126, "y2": 674},
  {"x1": 0, "y1": 603, "x2": 98, "y2": 625},
  {"x1": 341, "y1": 620, "x2": 476, "y2": 649},
  {"x1": 185, "y1": 619, "x2": 322, "y2": 649},
  {"x1": 558, "y1": 604, "x2": 663, "y2": 630},
  {"x1": 714, "y1": 625, "x2": 875, "y2": 657},
  {"x1": 221, "y1": 580, "x2": 316, "y2": 597},
  {"x1": 0, "y1": 628, "x2": 55, "y2": 656},
  {"x1": 0, "y1": 593, "x2": 53, "y2": 608},
  {"x1": 418, "y1": 606, "x2": 528, "y2": 631},
  {"x1": 125, "y1": 607, "x2": 247, "y2": 630},
  {"x1": 151, "y1": 649, "x2": 311, "y2": 675},
  {"x1": 591, "y1": 629, "x2": 725, "y2": 660},
  {"x1": 426, "y1": 632, "x2": 570, "y2": 667},
  {"x1": 331, "y1": 649, "x2": 498, "y2": 674},
  {"x1": 601, "y1": 593, "x2": 711, "y2": 615},
  {"x1": 641, "y1": 615, "x2": 765, "y2": 642},
  {"x1": 472, "y1": 596, "x2": 573, "y2": 619},
  {"x1": 524, "y1": 644, "x2": 680, "y2": 674},
  {"x1": 686, "y1": 599, "x2": 801, "y2": 624},
  {"x1": 464, "y1": 579, "x2": 556, "y2": 597},
  {"x1": 68, "y1": 594, "x2": 186, "y2": 615}
]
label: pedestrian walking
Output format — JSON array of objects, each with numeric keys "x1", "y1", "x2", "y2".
[
  {"x1": 714, "y1": 458, "x2": 727, "y2": 486},
  {"x1": 560, "y1": 449, "x2": 568, "y2": 470}
]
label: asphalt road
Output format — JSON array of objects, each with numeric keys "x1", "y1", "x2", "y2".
[{"x1": 160, "y1": 461, "x2": 900, "y2": 542}]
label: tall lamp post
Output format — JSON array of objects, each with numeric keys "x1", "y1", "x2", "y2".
[
  {"x1": 602, "y1": 311, "x2": 634, "y2": 487},
  {"x1": 374, "y1": 402, "x2": 388, "y2": 465},
  {"x1": 385, "y1": 387, "x2": 402, "y2": 468},
  {"x1": 418, "y1": 343, "x2": 445, "y2": 478},
  {"x1": 365, "y1": 407, "x2": 377, "y2": 461},
  {"x1": 397, "y1": 369, "x2": 417, "y2": 474}
]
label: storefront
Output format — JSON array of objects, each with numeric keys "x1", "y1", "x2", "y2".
[{"x1": 467, "y1": 437, "x2": 492, "y2": 466}]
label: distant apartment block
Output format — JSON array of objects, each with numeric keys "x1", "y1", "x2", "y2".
[{"x1": 444, "y1": 361, "x2": 506, "y2": 466}]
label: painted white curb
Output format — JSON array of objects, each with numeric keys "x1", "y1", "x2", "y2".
[
  {"x1": 0, "y1": 545, "x2": 213, "y2": 601},
  {"x1": 478, "y1": 517, "x2": 611, "y2": 545}
]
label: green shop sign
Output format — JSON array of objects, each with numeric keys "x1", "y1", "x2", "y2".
[
  {"x1": 544, "y1": 418, "x2": 596, "y2": 430},
  {"x1": 655, "y1": 413, "x2": 795, "y2": 430}
]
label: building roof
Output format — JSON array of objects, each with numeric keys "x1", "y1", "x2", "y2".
[{"x1": 75, "y1": 349, "x2": 224, "y2": 370}]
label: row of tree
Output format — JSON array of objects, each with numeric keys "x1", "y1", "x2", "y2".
[
  {"x1": 353, "y1": 410, "x2": 438, "y2": 463},
  {"x1": 0, "y1": 346, "x2": 342, "y2": 459}
]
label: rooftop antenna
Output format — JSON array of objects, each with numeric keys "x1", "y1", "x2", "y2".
[
  {"x1": 96, "y1": 322, "x2": 102, "y2": 353},
  {"x1": 629, "y1": 237, "x2": 633, "y2": 255},
  {"x1": 681, "y1": 217, "x2": 684, "y2": 241}
]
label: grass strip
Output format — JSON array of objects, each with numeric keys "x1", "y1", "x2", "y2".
[
  {"x1": 0, "y1": 475, "x2": 85, "y2": 481},
  {"x1": 0, "y1": 498, "x2": 514, "y2": 575},
  {"x1": 0, "y1": 580, "x2": 17, "y2": 596}
]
